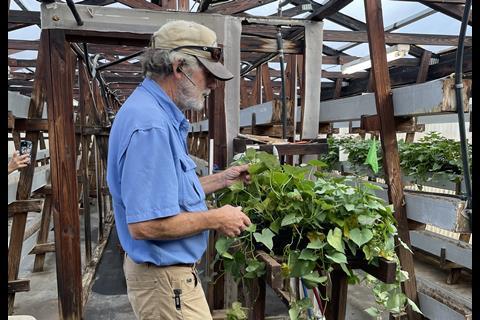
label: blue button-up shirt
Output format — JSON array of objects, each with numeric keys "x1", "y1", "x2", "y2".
[{"x1": 106, "y1": 77, "x2": 209, "y2": 266}]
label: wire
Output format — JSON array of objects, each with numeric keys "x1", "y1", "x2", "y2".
[{"x1": 454, "y1": 0, "x2": 472, "y2": 229}]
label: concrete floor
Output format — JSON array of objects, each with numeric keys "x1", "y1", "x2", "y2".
[{"x1": 9, "y1": 212, "x2": 470, "y2": 320}]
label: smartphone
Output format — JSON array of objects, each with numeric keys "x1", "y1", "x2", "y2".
[{"x1": 19, "y1": 140, "x2": 33, "y2": 164}]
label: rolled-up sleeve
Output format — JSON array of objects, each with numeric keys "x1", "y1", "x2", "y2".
[{"x1": 121, "y1": 127, "x2": 180, "y2": 223}]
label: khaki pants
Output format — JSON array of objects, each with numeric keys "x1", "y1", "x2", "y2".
[{"x1": 124, "y1": 254, "x2": 213, "y2": 320}]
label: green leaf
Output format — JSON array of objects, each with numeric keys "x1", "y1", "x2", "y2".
[
  {"x1": 253, "y1": 228, "x2": 275, "y2": 251},
  {"x1": 269, "y1": 219, "x2": 281, "y2": 234},
  {"x1": 245, "y1": 223, "x2": 256, "y2": 233},
  {"x1": 327, "y1": 227, "x2": 345, "y2": 253},
  {"x1": 288, "y1": 251, "x2": 316, "y2": 277},
  {"x1": 307, "y1": 239, "x2": 326, "y2": 250},
  {"x1": 281, "y1": 213, "x2": 303, "y2": 227},
  {"x1": 339, "y1": 263, "x2": 351, "y2": 276},
  {"x1": 325, "y1": 252, "x2": 347, "y2": 264},
  {"x1": 244, "y1": 259, "x2": 266, "y2": 278},
  {"x1": 349, "y1": 228, "x2": 374, "y2": 247},
  {"x1": 299, "y1": 249, "x2": 318, "y2": 261},
  {"x1": 221, "y1": 252, "x2": 234, "y2": 259},
  {"x1": 407, "y1": 298, "x2": 424, "y2": 315},
  {"x1": 358, "y1": 215, "x2": 376, "y2": 225},
  {"x1": 307, "y1": 159, "x2": 327, "y2": 168},
  {"x1": 398, "y1": 237, "x2": 413, "y2": 253},
  {"x1": 386, "y1": 292, "x2": 406, "y2": 312},
  {"x1": 229, "y1": 181, "x2": 244, "y2": 192},
  {"x1": 245, "y1": 147, "x2": 256, "y2": 160},
  {"x1": 364, "y1": 307, "x2": 381, "y2": 317},
  {"x1": 248, "y1": 162, "x2": 266, "y2": 174},
  {"x1": 363, "y1": 182, "x2": 383, "y2": 190},
  {"x1": 344, "y1": 203, "x2": 356, "y2": 212},
  {"x1": 397, "y1": 270, "x2": 409, "y2": 282},
  {"x1": 302, "y1": 271, "x2": 328, "y2": 288},
  {"x1": 226, "y1": 301, "x2": 248, "y2": 320},
  {"x1": 288, "y1": 307, "x2": 299, "y2": 320},
  {"x1": 215, "y1": 237, "x2": 234, "y2": 255},
  {"x1": 271, "y1": 171, "x2": 290, "y2": 187},
  {"x1": 346, "y1": 240, "x2": 357, "y2": 256}
]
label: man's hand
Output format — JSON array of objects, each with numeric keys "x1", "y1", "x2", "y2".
[
  {"x1": 213, "y1": 205, "x2": 251, "y2": 238},
  {"x1": 222, "y1": 164, "x2": 251, "y2": 188}
]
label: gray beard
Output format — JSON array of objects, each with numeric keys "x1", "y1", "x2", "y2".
[{"x1": 175, "y1": 78, "x2": 209, "y2": 112}]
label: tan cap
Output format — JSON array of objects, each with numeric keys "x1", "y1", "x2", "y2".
[{"x1": 152, "y1": 20, "x2": 234, "y2": 81}]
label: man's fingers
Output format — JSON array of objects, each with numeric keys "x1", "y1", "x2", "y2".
[{"x1": 237, "y1": 164, "x2": 249, "y2": 172}]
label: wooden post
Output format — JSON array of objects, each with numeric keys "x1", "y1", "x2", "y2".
[
  {"x1": 8, "y1": 30, "x2": 48, "y2": 314},
  {"x1": 324, "y1": 270, "x2": 348, "y2": 320},
  {"x1": 79, "y1": 61, "x2": 92, "y2": 263},
  {"x1": 207, "y1": 77, "x2": 227, "y2": 311},
  {"x1": 158, "y1": 0, "x2": 189, "y2": 10},
  {"x1": 44, "y1": 29, "x2": 82, "y2": 319},
  {"x1": 364, "y1": 1, "x2": 421, "y2": 319},
  {"x1": 32, "y1": 193, "x2": 52, "y2": 272},
  {"x1": 406, "y1": 50, "x2": 433, "y2": 143},
  {"x1": 261, "y1": 64, "x2": 273, "y2": 102}
]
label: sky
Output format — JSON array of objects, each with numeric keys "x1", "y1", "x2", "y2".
[{"x1": 9, "y1": 0, "x2": 472, "y2": 72}]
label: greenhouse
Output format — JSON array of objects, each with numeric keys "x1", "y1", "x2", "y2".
[{"x1": 8, "y1": 0, "x2": 472, "y2": 319}]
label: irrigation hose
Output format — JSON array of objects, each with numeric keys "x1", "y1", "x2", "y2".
[{"x1": 454, "y1": 0, "x2": 472, "y2": 230}]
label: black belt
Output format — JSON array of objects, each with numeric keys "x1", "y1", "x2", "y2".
[
  {"x1": 145, "y1": 262, "x2": 194, "y2": 268},
  {"x1": 126, "y1": 254, "x2": 194, "y2": 268}
]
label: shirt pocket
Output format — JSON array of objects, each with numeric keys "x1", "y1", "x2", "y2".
[{"x1": 178, "y1": 155, "x2": 206, "y2": 209}]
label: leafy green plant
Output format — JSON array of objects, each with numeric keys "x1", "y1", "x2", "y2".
[
  {"x1": 212, "y1": 149, "x2": 421, "y2": 319},
  {"x1": 322, "y1": 132, "x2": 472, "y2": 189},
  {"x1": 398, "y1": 132, "x2": 472, "y2": 186},
  {"x1": 318, "y1": 137, "x2": 340, "y2": 171}
]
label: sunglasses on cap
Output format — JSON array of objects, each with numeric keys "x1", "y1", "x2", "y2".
[{"x1": 171, "y1": 45, "x2": 223, "y2": 62}]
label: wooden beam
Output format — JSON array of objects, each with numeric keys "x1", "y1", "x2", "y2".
[
  {"x1": 8, "y1": 10, "x2": 40, "y2": 25},
  {"x1": 323, "y1": 29, "x2": 471, "y2": 46},
  {"x1": 321, "y1": 47, "x2": 472, "y2": 99},
  {"x1": 29, "y1": 242, "x2": 56, "y2": 255},
  {"x1": 206, "y1": 0, "x2": 277, "y2": 14},
  {"x1": 8, "y1": 279, "x2": 30, "y2": 294},
  {"x1": 8, "y1": 199, "x2": 43, "y2": 217},
  {"x1": 307, "y1": 0, "x2": 353, "y2": 21},
  {"x1": 417, "y1": 1, "x2": 472, "y2": 26},
  {"x1": 416, "y1": 50, "x2": 432, "y2": 83},
  {"x1": 364, "y1": 1, "x2": 420, "y2": 319},
  {"x1": 45, "y1": 29, "x2": 82, "y2": 319}
]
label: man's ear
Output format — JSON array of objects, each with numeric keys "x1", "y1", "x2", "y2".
[{"x1": 172, "y1": 60, "x2": 183, "y2": 79}]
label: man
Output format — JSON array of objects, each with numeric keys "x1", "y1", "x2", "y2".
[{"x1": 106, "y1": 20, "x2": 251, "y2": 319}]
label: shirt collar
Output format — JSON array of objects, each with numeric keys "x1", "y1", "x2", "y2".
[{"x1": 139, "y1": 77, "x2": 190, "y2": 131}]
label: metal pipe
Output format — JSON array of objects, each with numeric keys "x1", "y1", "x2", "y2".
[
  {"x1": 96, "y1": 50, "x2": 145, "y2": 72},
  {"x1": 65, "y1": 0, "x2": 83, "y2": 26},
  {"x1": 454, "y1": 0, "x2": 472, "y2": 222},
  {"x1": 276, "y1": 26, "x2": 288, "y2": 141}
]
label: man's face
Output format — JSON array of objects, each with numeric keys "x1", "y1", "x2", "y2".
[{"x1": 176, "y1": 65, "x2": 217, "y2": 112}]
